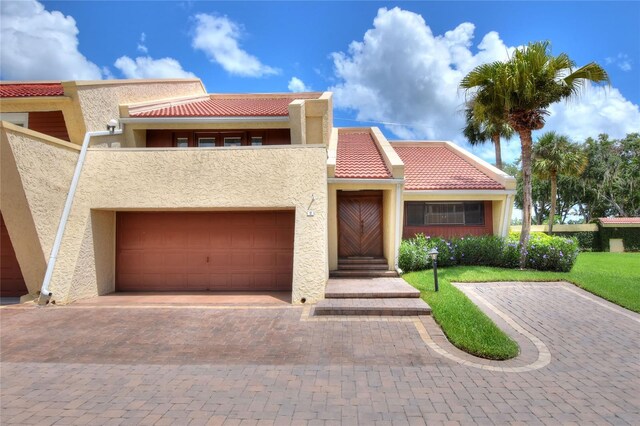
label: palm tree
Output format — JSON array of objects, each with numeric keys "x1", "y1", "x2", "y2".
[
  {"x1": 533, "y1": 132, "x2": 587, "y2": 233},
  {"x1": 461, "y1": 62, "x2": 514, "y2": 170},
  {"x1": 462, "y1": 106, "x2": 514, "y2": 170},
  {"x1": 461, "y1": 41, "x2": 609, "y2": 267}
]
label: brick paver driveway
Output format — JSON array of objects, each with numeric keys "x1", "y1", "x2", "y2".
[{"x1": 1, "y1": 282, "x2": 639, "y2": 425}]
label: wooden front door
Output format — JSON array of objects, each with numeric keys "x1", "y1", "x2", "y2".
[{"x1": 338, "y1": 191, "x2": 383, "y2": 257}]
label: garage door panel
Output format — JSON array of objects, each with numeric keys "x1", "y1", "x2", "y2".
[
  {"x1": 209, "y1": 274, "x2": 231, "y2": 289},
  {"x1": 276, "y1": 252, "x2": 294, "y2": 267},
  {"x1": 253, "y1": 212, "x2": 277, "y2": 227},
  {"x1": 209, "y1": 252, "x2": 230, "y2": 267},
  {"x1": 187, "y1": 230, "x2": 210, "y2": 248},
  {"x1": 276, "y1": 228, "x2": 295, "y2": 249},
  {"x1": 254, "y1": 252, "x2": 276, "y2": 268},
  {"x1": 187, "y1": 274, "x2": 210, "y2": 290},
  {"x1": 163, "y1": 230, "x2": 189, "y2": 248},
  {"x1": 117, "y1": 211, "x2": 294, "y2": 292},
  {"x1": 230, "y1": 252, "x2": 250, "y2": 268},
  {"x1": 231, "y1": 229, "x2": 253, "y2": 248},
  {"x1": 254, "y1": 229, "x2": 276, "y2": 248}
]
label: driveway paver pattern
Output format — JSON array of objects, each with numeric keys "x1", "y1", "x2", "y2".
[{"x1": 1, "y1": 282, "x2": 639, "y2": 425}]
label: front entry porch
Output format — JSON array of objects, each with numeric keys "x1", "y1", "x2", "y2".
[
  {"x1": 332, "y1": 190, "x2": 397, "y2": 278},
  {"x1": 328, "y1": 185, "x2": 403, "y2": 276},
  {"x1": 314, "y1": 277, "x2": 431, "y2": 316}
]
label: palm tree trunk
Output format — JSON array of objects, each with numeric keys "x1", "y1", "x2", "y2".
[
  {"x1": 548, "y1": 172, "x2": 557, "y2": 233},
  {"x1": 518, "y1": 130, "x2": 533, "y2": 268},
  {"x1": 492, "y1": 132, "x2": 502, "y2": 170}
]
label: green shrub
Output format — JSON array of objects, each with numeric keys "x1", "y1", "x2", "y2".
[
  {"x1": 451, "y1": 235, "x2": 505, "y2": 266},
  {"x1": 515, "y1": 232, "x2": 579, "y2": 272},
  {"x1": 399, "y1": 232, "x2": 579, "y2": 273},
  {"x1": 550, "y1": 231, "x2": 600, "y2": 252}
]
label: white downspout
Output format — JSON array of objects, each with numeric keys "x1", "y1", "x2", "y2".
[
  {"x1": 38, "y1": 129, "x2": 122, "y2": 303},
  {"x1": 394, "y1": 182, "x2": 403, "y2": 271}
]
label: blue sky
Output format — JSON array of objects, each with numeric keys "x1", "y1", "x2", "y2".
[{"x1": 2, "y1": 1, "x2": 639, "y2": 163}]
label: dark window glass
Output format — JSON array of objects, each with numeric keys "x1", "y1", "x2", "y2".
[
  {"x1": 198, "y1": 137, "x2": 215, "y2": 147},
  {"x1": 464, "y1": 202, "x2": 484, "y2": 225},
  {"x1": 406, "y1": 202, "x2": 484, "y2": 226},
  {"x1": 224, "y1": 137, "x2": 242, "y2": 147},
  {"x1": 407, "y1": 203, "x2": 424, "y2": 226}
]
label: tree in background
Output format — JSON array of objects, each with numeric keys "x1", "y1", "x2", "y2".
[
  {"x1": 505, "y1": 163, "x2": 551, "y2": 225},
  {"x1": 533, "y1": 132, "x2": 587, "y2": 233},
  {"x1": 462, "y1": 41, "x2": 609, "y2": 267},
  {"x1": 462, "y1": 103, "x2": 514, "y2": 170},
  {"x1": 580, "y1": 133, "x2": 640, "y2": 219}
]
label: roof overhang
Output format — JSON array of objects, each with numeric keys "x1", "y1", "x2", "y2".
[
  {"x1": 118, "y1": 116, "x2": 290, "y2": 124},
  {"x1": 327, "y1": 178, "x2": 404, "y2": 185},
  {"x1": 404, "y1": 189, "x2": 516, "y2": 195},
  {"x1": 598, "y1": 222, "x2": 640, "y2": 228}
]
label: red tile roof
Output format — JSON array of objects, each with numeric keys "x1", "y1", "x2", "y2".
[
  {"x1": 391, "y1": 143, "x2": 504, "y2": 190},
  {"x1": 130, "y1": 93, "x2": 321, "y2": 117},
  {"x1": 335, "y1": 131, "x2": 392, "y2": 179},
  {"x1": 0, "y1": 82, "x2": 64, "y2": 98},
  {"x1": 598, "y1": 217, "x2": 640, "y2": 225}
]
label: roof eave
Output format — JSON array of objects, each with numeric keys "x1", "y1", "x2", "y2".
[{"x1": 119, "y1": 116, "x2": 290, "y2": 123}]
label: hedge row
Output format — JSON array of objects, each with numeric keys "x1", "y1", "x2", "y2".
[
  {"x1": 550, "y1": 231, "x2": 600, "y2": 252},
  {"x1": 599, "y1": 226, "x2": 640, "y2": 252},
  {"x1": 399, "y1": 232, "x2": 579, "y2": 273}
]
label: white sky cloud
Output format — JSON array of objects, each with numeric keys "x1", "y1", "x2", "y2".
[
  {"x1": 192, "y1": 13, "x2": 278, "y2": 77},
  {"x1": 0, "y1": 0, "x2": 103, "y2": 80},
  {"x1": 114, "y1": 56, "x2": 196, "y2": 79},
  {"x1": 288, "y1": 77, "x2": 311, "y2": 92},
  {"x1": 330, "y1": 7, "x2": 640, "y2": 165},
  {"x1": 606, "y1": 53, "x2": 632, "y2": 72},
  {"x1": 137, "y1": 32, "x2": 148, "y2": 54}
]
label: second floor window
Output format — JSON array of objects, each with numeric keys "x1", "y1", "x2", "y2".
[{"x1": 198, "y1": 137, "x2": 216, "y2": 147}]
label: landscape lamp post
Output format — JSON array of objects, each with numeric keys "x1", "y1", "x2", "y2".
[{"x1": 428, "y1": 248, "x2": 439, "y2": 292}]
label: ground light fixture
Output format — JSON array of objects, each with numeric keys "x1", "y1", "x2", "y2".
[{"x1": 427, "y1": 247, "x2": 439, "y2": 292}]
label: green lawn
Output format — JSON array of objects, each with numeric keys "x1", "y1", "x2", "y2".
[{"x1": 403, "y1": 252, "x2": 640, "y2": 360}]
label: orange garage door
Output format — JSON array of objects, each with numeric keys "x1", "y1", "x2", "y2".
[
  {"x1": 116, "y1": 211, "x2": 295, "y2": 292},
  {"x1": 1, "y1": 214, "x2": 28, "y2": 297}
]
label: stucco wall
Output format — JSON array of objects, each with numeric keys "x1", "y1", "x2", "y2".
[
  {"x1": 66, "y1": 80, "x2": 206, "y2": 133},
  {"x1": 0, "y1": 122, "x2": 79, "y2": 294},
  {"x1": 47, "y1": 145, "x2": 328, "y2": 304}
]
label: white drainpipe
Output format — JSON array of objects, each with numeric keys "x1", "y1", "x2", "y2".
[{"x1": 39, "y1": 129, "x2": 122, "y2": 303}]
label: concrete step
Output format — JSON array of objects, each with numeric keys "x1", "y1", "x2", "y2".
[
  {"x1": 338, "y1": 257, "x2": 388, "y2": 265},
  {"x1": 336, "y1": 263, "x2": 389, "y2": 270},
  {"x1": 329, "y1": 270, "x2": 399, "y2": 278},
  {"x1": 313, "y1": 298, "x2": 431, "y2": 316},
  {"x1": 325, "y1": 278, "x2": 421, "y2": 299}
]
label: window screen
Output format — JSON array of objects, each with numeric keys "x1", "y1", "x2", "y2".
[{"x1": 406, "y1": 202, "x2": 484, "y2": 226}]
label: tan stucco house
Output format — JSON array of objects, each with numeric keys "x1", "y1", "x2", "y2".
[{"x1": 0, "y1": 79, "x2": 515, "y2": 304}]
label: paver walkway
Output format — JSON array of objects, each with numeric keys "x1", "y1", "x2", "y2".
[{"x1": 1, "y1": 282, "x2": 639, "y2": 425}]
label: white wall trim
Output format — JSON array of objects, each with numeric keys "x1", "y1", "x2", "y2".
[{"x1": 0, "y1": 112, "x2": 29, "y2": 128}]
